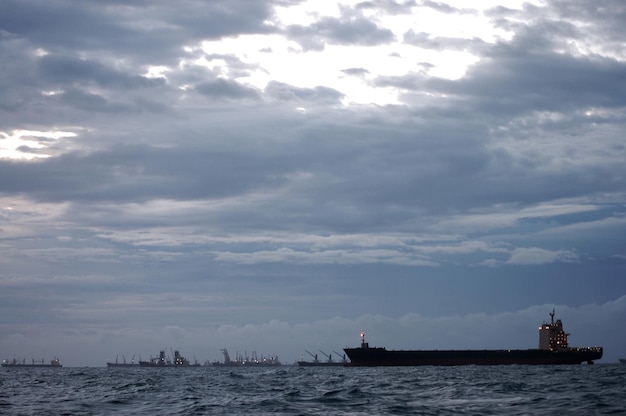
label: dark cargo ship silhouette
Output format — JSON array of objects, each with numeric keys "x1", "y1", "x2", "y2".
[
  {"x1": 212, "y1": 348, "x2": 281, "y2": 367},
  {"x1": 139, "y1": 350, "x2": 200, "y2": 367},
  {"x1": 106, "y1": 355, "x2": 138, "y2": 368},
  {"x1": 344, "y1": 311, "x2": 602, "y2": 366},
  {"x1": 2, "y1": 358, "x2": 62, "y2": 368}
]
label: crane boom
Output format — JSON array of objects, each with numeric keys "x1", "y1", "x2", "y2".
[{"x1": 305, "y1": 350, "x2": 319, "y2": 362}]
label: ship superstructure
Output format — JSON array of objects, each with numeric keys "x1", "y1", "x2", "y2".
[
  {"x1": 139, "y1": 350, "x2": 197, "y2": 367},
  {"x1": 539, "y1": 310, "x2": 569, "y2": 350},
  {"x1": 212, "y1": 348, "x2": 281, "y2": 366}
]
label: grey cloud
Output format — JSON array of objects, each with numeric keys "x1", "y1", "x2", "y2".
[
  {"x1": 0, "y1": 142, "x2": 293, "y2": 203},
  {"x1": 0, "y1": 0, "x2": 136, "y2": 51},
  {"x1": 163, "y1": 0, "x2": 276, "y2": 40},
  {"x1": 0, "y1": 0, "x2": 276, "y2": 57},
  {"x1": 488, "y1": 0, "x2": 626, "y2": 57},
  {"x1": 533, "y1": 0, "x2": 626, "y2": 44},
  {"x1": 38, "y1": 55, "x2": 165, "y2": 90},
  {"x1": 341, "y1": 68, "x2": 370, "y2": 77},
  {"x1": 355, "y1": 0, "x2": 474, "y2": 16},
  {"x1": 0, "y1": 103, "x2": 499, "y2": 221},
  {"x1": 0, "y1": 37, "x2": 40, "y2": 112},
  {"x1": 195, "y1": 79, "x2": 260, "y2": 101},
  {"x1": 286, "y1": 16, "x2": 395, "y2": 51},
  {"x1": 198, "y1": 53, "x2": 263, "y2": 80},
  {"x1": 50, "y1": 88, "x2": 170, "y2": 115},
  {"x1": 356, "y1": 0, "x2": 417, "y2": 14},
  {"x1": 57, "y1": 88, "x2": 114, "y2": 113},
  {"x1": 264, "y1": 81, "x2": 344, "y2": 103},
  {"x1": 419, "y1": 0, "x2": 475, "y2": 14},
  {"x1": 376, "y1": 30, "x2": 626, "y2": 117},
  {"x1": 15, "y1": 145, "x2": 48, "y2": 157},
  {"x1": 402, "y1": 29, "x2": 489, "y2": 52},
  {"x1": 460, "y1": 42, "x2": 626, "y2": 115}
]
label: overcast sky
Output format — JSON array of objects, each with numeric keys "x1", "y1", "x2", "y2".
[{"x1": 1, "y1": 0, "x2": 625, "y2": 366}]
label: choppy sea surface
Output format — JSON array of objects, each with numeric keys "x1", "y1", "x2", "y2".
[{"x1": 1, "y1": 364, "x2": 624, "y2": 415}]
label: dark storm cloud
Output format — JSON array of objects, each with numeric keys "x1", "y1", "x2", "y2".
[
  {"x1": 0, "y1": 0, "x2": 270, "y2": 122},
  {"x1": 0, "y1": 0, "x2": 139, "y2": 53},
  {"x1": 299, "y1": 119, "x2": 499, "y2": 215},
  {"x1": 57, "y1": 88, "x2": 119, "y2": 113},
  {"x1": 1, "y1": 0, "x2": 623, "y2": 223},
  {"x1": 0, "y1": 36, "x2": 41, "y2": 112},
  {"x1": 38, "y1": 55, "x2": 165, "y2": 90},
  {"x1": 0, "y1": 143, "x2": 293, "y2": 203},
  {"x1": 468, "y1": 50, "x2": 626, "y2": 115},
  {"x1": 377, "y1": 30, "x2": 626, "y2": 117},
  {"x1": 0, "y1": 103, "x2": 496, "y2": 224},
  {"x1": 49, "y1": 88, "x2": 169, "y2": 115},
  {"x1": 0, "y1": 0, "x2": 276, "y2": 64},
  {"x1": 459, "y1": 48, "x2": 626, "y2": 117},
  {"x1": 196, "y1": 78, "x2": 261, "y2": 101}
]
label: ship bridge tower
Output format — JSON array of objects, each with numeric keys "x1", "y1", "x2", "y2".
[
  {"x1": 538, "y1": 310, "x2": 569, "y2": 350},
  {"x1": 360, "y1": 332, "x2": 369, "y2": 349}
]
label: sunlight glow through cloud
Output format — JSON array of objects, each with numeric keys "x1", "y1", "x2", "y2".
[
  {"x1": 0, "y1": 130, "x2": 77, "y2": 160},
  {"x1": 195, "y1": 1, "x2": 510, "y2": 105}
]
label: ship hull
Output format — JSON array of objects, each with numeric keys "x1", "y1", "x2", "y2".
[
  {"x1": 343, "y1": 347, "x2": 603, "y2": 366},
  {"x1": 2, "y1": 358, "x2": 62, "y2": 368},
  {"x1": 138, "y1": 362, "x2": 201, "y2": 367},
  {"x1": 2, "y1": 364, "x2": 63, "y2": 368},
  {"x1": 297, "y1": 361, "x2": 346, "y2": 367},
  {"x1": 138, "y1": 362, "x2": 188, "y2": 367}
]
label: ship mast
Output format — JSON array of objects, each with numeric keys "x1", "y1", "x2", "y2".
[
  {"x1": 538, "y1": 309, "x2": 569, "y2": 351},
  {"x1": 305, "y1": 350, "x2": 319, "y2": 363}
]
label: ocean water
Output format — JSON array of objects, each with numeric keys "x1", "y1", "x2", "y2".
[{"x1": 1, "y1": 365, "x2": 624, "y2": 415}]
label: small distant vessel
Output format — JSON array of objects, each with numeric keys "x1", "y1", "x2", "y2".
[
  {"x1": 619, "y1": 358, "x2": 626, "y2": 364},
  {"x1": 212, "y1": 348, "x2": 281, "y2": 367},
  {"x1": 139, "y1": 350, "x2": 199, "y2": 367},
  {"x1": 2, "y1": 358, "x2": 62, "y2": 368},
  {"x1": 344, "y1": 310, "x2": 603, "y2": 366},
  {"x1": 106, "y1": 355, "x2": 138, "y2": 368},
  {"x1": 297, "y1": 350, "x2": 349, "y2": 367}
]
